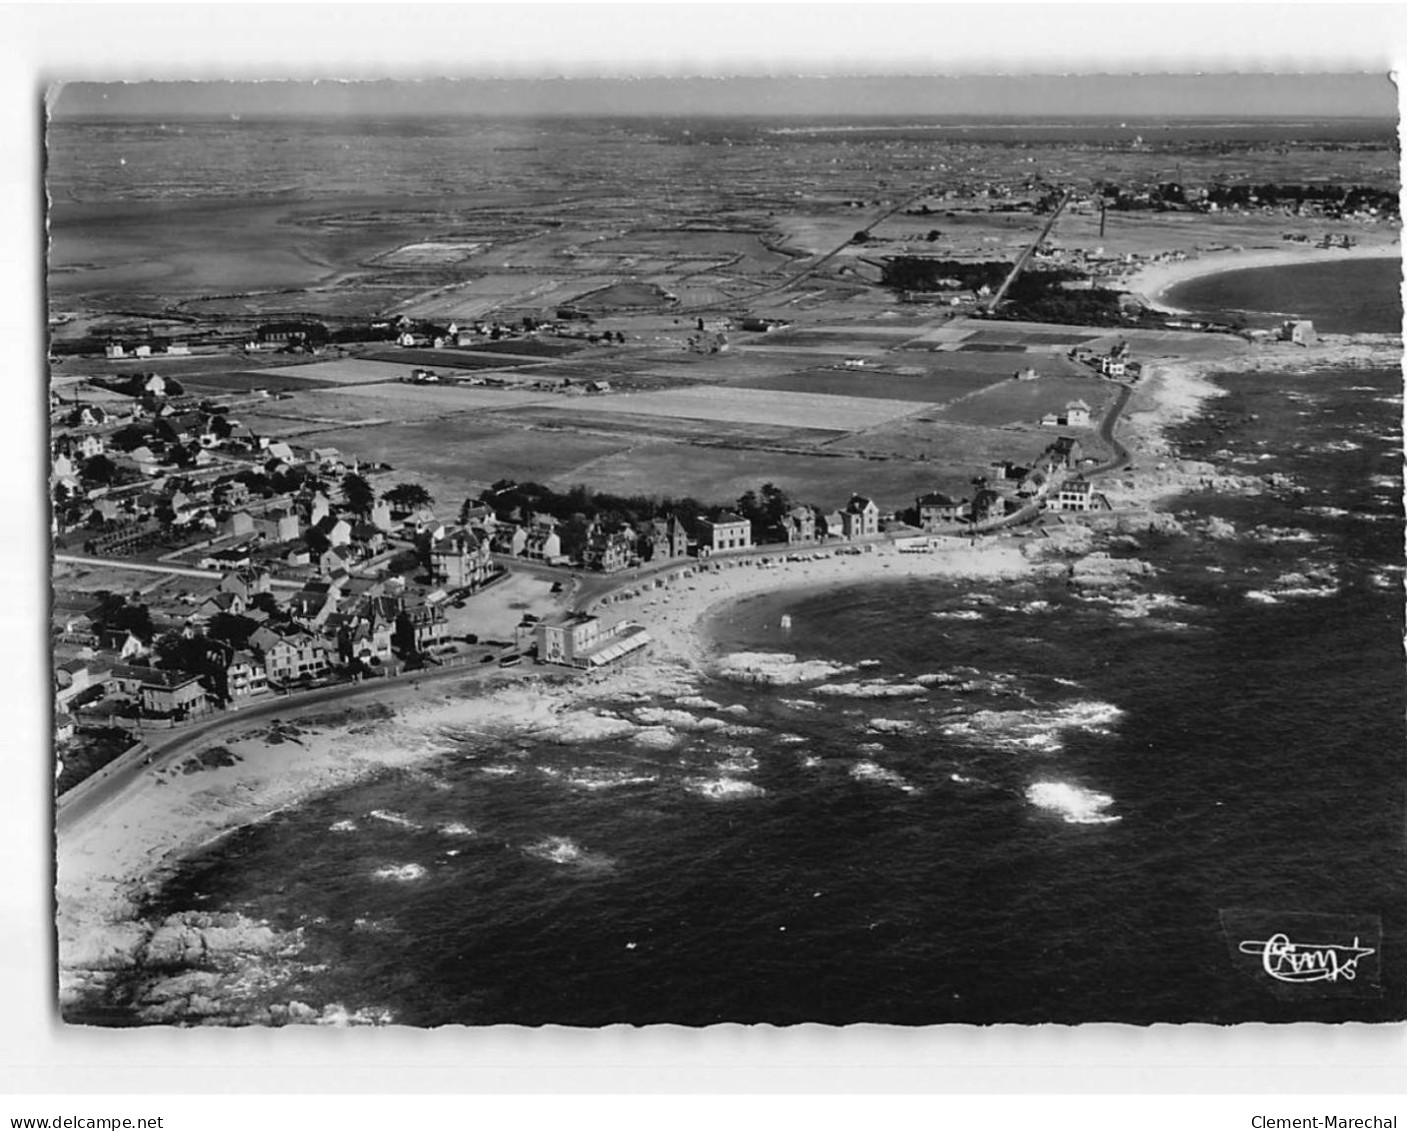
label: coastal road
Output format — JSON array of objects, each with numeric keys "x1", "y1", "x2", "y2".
[
  {"x1": 1086, "y1": 381, "x2": 1135, "y2": 476},
  {"x1": 55, "y1": 654, "x2": 573, "y2": 836}
]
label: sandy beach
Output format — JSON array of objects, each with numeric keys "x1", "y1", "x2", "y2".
[
  {"x1": 54, "y1": 319, "x2": 1403, "y2": 1005},
  {"x1": 595, "y1": 540, "x2": 1037, "y2": 666},
  {"x1": 1121, "y1": 241, "x2": 1399, "y2": 315}
]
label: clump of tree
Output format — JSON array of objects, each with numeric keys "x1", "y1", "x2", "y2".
[
  {"x1": 880, "y1": 258, "x2": 1014, "y2": 292},
  {"x1": 383, "y1": 482, "x2": 434, "y2": 512},
  {"x1": 480, "y1": 480, "x2": 700, "y2": 533},
  {"x1": 93, "y1": 593, "x2": 154, "y2": 642},
  {"x1": 731, "y1": 483, "x2": 796, "y2": 543},
  {"x1": 79, "y1": 454, "x2": 121, "y2": 487},
  {"x1": 477, "y1": 479, "x2": 811, "y2": 551},
  {"x1": 341, "y1": 472, "x2": 376, "y2": 517}
]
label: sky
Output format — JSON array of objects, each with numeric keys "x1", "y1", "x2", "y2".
[{"x1": 48, "y1": 73, "x2": 1400, "y2": 120}]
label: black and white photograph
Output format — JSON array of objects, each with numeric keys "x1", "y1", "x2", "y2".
[{"x1": 27, "y1": 2, "x2": 1406, "y2": 1052}]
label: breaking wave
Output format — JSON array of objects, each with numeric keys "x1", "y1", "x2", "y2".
[
  {"x1": 939, "y1": 700, "x2": 1124, "y2": 754},
  {"x1": 715, "y1": 651, "x2": 857, "y2": 686},
  {"x1": 368, "y1": 810, "x2": 420, "y2": 830},
  {"x1": 814, "y1": 679, "x2": 929, "y2": 699},
  {"x1": 685, "y1": 776, "x2": 766, "y2": 801},
  {"x1": 849, "y1": 761, "x2": 918, "y2": 793},
  {"x1": 524, "y1": 836, "x2": 614, "y2": 870},
  {"x1": 372, "y1": 863, "x2": 427, "y2": 882},
  {"x1": 1026, "y1": 781, "x2": 1121, "y2": 825}
]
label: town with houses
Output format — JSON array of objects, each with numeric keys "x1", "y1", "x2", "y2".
[{"x1": 50, "y1": 313, "x2": 1136, "y2": 794}]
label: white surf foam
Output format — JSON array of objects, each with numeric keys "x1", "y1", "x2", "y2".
[
  {"x1": 867, "y1": 718, "x2": 922, "y2": 735},
  {"x1": 372, "y1": 863, "x2": 427, "y2": 882},
  {"x1": 939, "y1": 700, "x2": 1123, "y2": 755},
  {"x1": 1026, "y1": 781, "x2": 1121, "y2": 825},
  {"x1": 715, "y1": 652, "x2": 857, "y2": 686},
  {"x1": 631, "y1": 726, "x2": 681, "y2": 750},
  {"x1": 368, "y1": 810, "x2": 421, "y2": 830},
  {"x1": 814, "y1": 679, "x2": 929, "y2": 699},
  {"x1": 850, "y1": 760, "x2": 919, "y2": 794},
  {"x1": 564, "y1": 767, "x2": 659, "y2": 791},
  {"x1": 685, "y1": 776, "x2": 766, "y2": 801}
]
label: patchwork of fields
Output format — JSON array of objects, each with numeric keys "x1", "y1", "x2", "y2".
[{"x1": 166, "y1": 310, "x2": 1182, "y2": 512}]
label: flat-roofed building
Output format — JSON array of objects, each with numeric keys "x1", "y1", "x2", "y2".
[
  {"x1": 535, "y1": 613, "x2": 601, "y2": 666},
  {"x1": 697, "y1": 512, "x2": 752, "y2": 555}
]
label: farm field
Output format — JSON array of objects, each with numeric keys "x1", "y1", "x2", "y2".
[
  {"x1": 260, "y1": 358, "x2": 487, "y2": 385},
  {"x1": 232, "y1": 384, "x2": 510, "y2": 434},
  {"x1": 177, "y1": 370, "x2": 343, "y2": 396},
  {"x1": 362, "y1": 349, "x2": 547, "y2": 372},
  {"x1": 488, "y1": 406, "x2": 840, "y2": 447},
  {"x1": 588, "y1": 230, "x2": 796, "y2": 273},
  {"x1": 729, "y1": 366, "x2": 1004, "y2": 404},
  {"x1": 903, "y1": 352, "x2": 1095, "y2": 386},
  {"x1": 1093, "y1": 330, "x2": 1252, "y2": 360},
  {"x1": 454, "y1": 338, "x2": 585, "y2": 359},
  {"x1": 733, "y1": 339, "x2": 894, "y2": 358},
  {"x1": 178, "y1": 288, "x2": 415, "y2": 319},
  {"x1": 962, "y1": 328, "x2": 1104, "y2": 348},
  {"x1": 786, "y1": 324, "x2": 934, "y2": 340},
  {"x1": 390, "y1": 273, "x2": 576, "y2": 321},
  {"x1": 823, "y1": 416, "x2": 1050, "y2": 466},
  {"x1": 564, "y1": 384, "x2": 930, "y2": 431},
  {"x1": 934, "y1": 375, "x2": 1120, "y2": 428},
  {"x1": 632, "y1": 352, "x2": 828, "y2": 383},
  {"x1": 567, "y1": 441, "x2": 979, "y2": 511},
  {"x1": 329, "y1": 383, "x2": 559, "y2": 411},
  {"x1": 298, "y1": 421, "x2": 634, "y2": 505}
]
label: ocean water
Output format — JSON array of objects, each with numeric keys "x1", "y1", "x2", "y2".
[{"x1": 1164, "y1": 256, "x2": 1403, "y2": 334}]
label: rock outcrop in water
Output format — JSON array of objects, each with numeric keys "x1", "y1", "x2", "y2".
[
  {"x1": 1069, "y1": 553, "x2": 1157, "y2": 590},
  {"x1": 62, "y1": 910, "x2": 332, "y2": 1026}
]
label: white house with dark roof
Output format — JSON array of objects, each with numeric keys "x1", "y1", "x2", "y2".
[
  {"x1": 841, "y1": 494, "x2": 880, "y2": 540},
  {"x1": 915, "y1": 491, "x2": 967, "y2": 529},
  {"x1": 1052, "y1": 477, "x2": 1099, "y2": 512},
  {"x1": 697, "y1": 512, "x2": 752, "y2": 555}
]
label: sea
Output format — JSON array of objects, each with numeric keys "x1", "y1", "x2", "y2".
[
  {"x1": 1164, "y1": 256, "x2": 1404, "y2": 334},
  {"x1": 68, "y1": 259, "x2": 1403, "y2": 1027}
]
